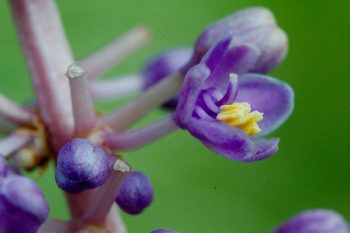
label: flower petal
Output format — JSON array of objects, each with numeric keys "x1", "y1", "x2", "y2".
[
  {"x1": 186, "y1": 117, "x2": 257, "y2": 161},
  {"x1": 174, "y1": 64, "x2": 210, "y2": 127},
  {"x1": 243, "y1": 138, "x2": 279, "y2": 162},
  {"x1": 274, "y1": 209, "x2": 349, "y2": 233},
  {"x1": 206, "y1": 44, "x2": 261, "y2": 91},
  {"x1": 235, "y1": 74, "x2": 294, "y2": 136},
  {"x1": 201, "y1": 33, "x2": 233, "y2": 72}
]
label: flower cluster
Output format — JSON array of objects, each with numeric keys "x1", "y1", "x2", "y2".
[{"x1": 0, "y1": 1, "x2": 346, "y2": 233}]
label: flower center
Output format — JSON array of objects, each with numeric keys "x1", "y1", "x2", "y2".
[{"x1": 216, "y1": 102, "x2": 263, "y2": 136}]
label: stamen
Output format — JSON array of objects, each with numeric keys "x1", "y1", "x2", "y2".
[{"x1": 216, "y1": 102, "x2": 263, "y2": 136}]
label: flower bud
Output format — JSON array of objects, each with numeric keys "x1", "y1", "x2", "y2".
[
  {"x1": 195, "y1": 7, "x2": 276, "y2": 61},
  {"x1": 55, "y1": 138, "x2": 110, "y2": 193},
  {"x1": 274, "y1": 209, "x2": 349, "y2": 233},
  {"x1": 116, "y1": 171, "x2": 153, "y2": 215},
  {"x1": 194, "y1": 7, "x2": 288, "y2": 74},
  {"x1": 143, "y1": 48, "x2": 192, "y2": 108},
  {"x1": 250, "y1": 27, "x2": 288, "y2": 73},
  {"x1": 0, "y1": 175, "x2": 49, "y2": 233},
  {"x1": 151, "y1": 229, "x2": 179, "y2": 233}
]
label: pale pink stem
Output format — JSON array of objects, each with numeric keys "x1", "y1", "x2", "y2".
[
  {"x1": 67, "y1": 64, "x2": 96, "y2": 137},
  {"x1": 104, "y1": 115, "x2": 178, "y2": 151},
  {"x1": 101, "y1": 73, "x2": 182, "y2": 131},
  {"x1": 10, "y1": 0, "x2": 74, "y2": 150},
  {"x1": 0, "y1": 115, "x2": 17, "y2": 133},
  {"x1": 105, "y1": 205, "x2": 128, "y2": 233},
  {"x1": 0, "y1": 132, "x2": 33, "y2": 157},
  {"x1": 91, "y1": 74, "x2": 143, "y2": 101},
  {"x1": 82, "y1": 159, "x2": 130, "y2": 225},
  {"x1": 38, "y1": 219, "x2": 69, "y2": 233},
  {"x1": 0, "y1": 93, "x2": 35, "y2": 125},
  {"x1": 80, "y1": 26, "x2": 150, "y2": 82}
]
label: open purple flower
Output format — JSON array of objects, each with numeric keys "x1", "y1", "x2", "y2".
[
  {"x1": 173, "y1": 34, "x2": 294, "y2": 162},
  {"x1": 274, "y1": 209, "x2": 349, "y2": 233}
]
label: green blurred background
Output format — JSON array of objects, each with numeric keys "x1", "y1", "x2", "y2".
[{"x1": 1, "y1": 0, "x2": 350, "y2": 232}]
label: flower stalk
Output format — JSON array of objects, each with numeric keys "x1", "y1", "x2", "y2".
[
  {"x1": 0, "y1": 93, "x2": 35, "y2": 125},
  {"x1": 102, "y1": 72, "x2": 182, "y2": 131},
  {"x1": 81, "y1": 159, "x2": 131, "y2": 225},
  {"x1": 91, "y1": 74, "x2": 143, "y2": 101},
  {"x1": 10, "y1": 0, "x2": 74, "y2": 151},
  {"x1": 67, "y1": 64, "x2": 96, "y2": 137},
  {"x1": 80, "y1": 26, "x2": 151, "y2": 82},
  {"x1": 104, "y1": 115, "x2": 178, "y2": 151}
]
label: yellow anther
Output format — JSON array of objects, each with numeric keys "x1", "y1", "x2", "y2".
[{"x1": 216, "y1": 102, "x2": 263, "y2": 136}]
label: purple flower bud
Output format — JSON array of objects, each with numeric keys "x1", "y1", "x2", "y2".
[
  {"x1": 0, "y1": 175, "x2": 49, "y2": 233},
  {"x1": 195, "y1": 7, "x2": 275, "y2": 60},
  {"x1": 151, "y1": 229, "x2": 179, "y2": 233},
  {"x1": 116, "y1": 171, "x2": 153, "y2": 215},
  {"x1": 55, "y1": 138, "x2": 110, "y2": 193},
  {"x1": 193, "y1": 7, "x2": 287, "y2": 73},
  {"x1": 274, "y1": 209, "x2": 349, "y2": 233},
  {"x1": 143, "y1": 48, "x2": 192, "y2": 108},
  {"x1": 250, "y1": 27, "x2": 288, "y2": 73}
]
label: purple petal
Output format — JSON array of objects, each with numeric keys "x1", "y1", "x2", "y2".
[
  {"x1": 235, "y1": 74, "x2": 294, "y2": 136},
  {"x1": 206, "y1": 44, "x2": 261, "y2": 91},
  {"x1": 186, "y1": 117, "x2": 257, "y2": 162},
  {"x1": 174, "y1": 64, "x2": 210, "y2": 127},
  {"x1": 274, "y1": 209, "x2": 349, "y2": 233},
  {"x1": 201, "y1": 33, "x2": 233, "y2": 72},
  {"x1": 243, "y1": 138, "x2": 279, "y2": 162}
]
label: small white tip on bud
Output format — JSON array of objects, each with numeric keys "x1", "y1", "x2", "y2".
[
  {"x1": 113, "y1": 159, "x2": 131, "y2": 173},
  {"x1": 66, "y1": 63, "x2": 86, "y2": 79}
]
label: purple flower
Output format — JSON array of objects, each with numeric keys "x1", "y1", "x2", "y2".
[
  {"x1": 116, "y1": 170, "x2": 153, "y2": 215},
  {"x1": 55, "y1": 138, "x2": 111, "y2": 193},
  {"x1": 143, "y1": 48, "x2": 193, "y2": 108},
  {"x1": 151, "y1": 229, "x2": 179, "y2": 233},
  {"x1": 274, "y1": 209, "x2": 349, "y2": 233},
  {"x1": 0, "y1": 175, "x2": 49, "y2": 233},
  {"x1": 173, "y1": 35, "x2": 294, "y2": 162}
]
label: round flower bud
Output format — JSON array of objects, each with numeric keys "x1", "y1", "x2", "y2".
[
  {"x1": 143, "y1": 48, "x2": 192, "y2": 109},
  {"x1": 274, "y1": 209, "x2": 349, "y2": 233},
  {"x1": 151, "y1": 229, "x2": 179, "y2": 233},
  {"x1": 116, "y1": 171, "x2": 153, "y2": 215},
  {"x1": 0, "y1": 175, "x2": 49, "y2": 233},
  {"x1": 55, "y1": 138, "x2": 110, "y2": 193}
]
